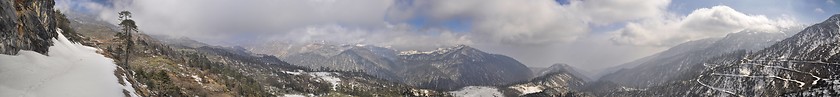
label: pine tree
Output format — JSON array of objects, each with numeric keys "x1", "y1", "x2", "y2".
[{"x1": 117, "y1": 11, "x2": 138, "y2": 69}]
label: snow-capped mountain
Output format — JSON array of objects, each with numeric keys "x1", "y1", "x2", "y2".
[
  {"x1": 504, "y1": 64, "x2": 589, "y2": 96},
  {"x1": 532, "y1": 63, "x2": 592, "y2": 82},
  {"x1": 6, "y1": 0, "x2": 838, "y2": 96},
  {"x1": 601, "y1": 14, "x2": 840, "y2": 96},
  {"x1": 262, "y1": 43, "x2": 533, "y2": 90},
  {"x1": 282, "y1": 44, "x2": 403, "y2": 81},
  {"x1": 694, "y1": 14, "x2": 840, "y2": 96},
  {"x1": 397, "y1": 45, "x2": 533, "y2": 90},
  {"x1": 599, "y1": 26, "x2": 804, "y2": 88}
]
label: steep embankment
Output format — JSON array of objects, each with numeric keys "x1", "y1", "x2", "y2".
[{"x1": 0, "y1": 31, "x2": 135, "y2": 97}]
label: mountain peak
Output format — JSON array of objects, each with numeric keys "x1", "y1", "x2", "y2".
[
  {"x1": 542, "y1": 63, "x2": 575, "y2": 74},
  {"x1": 398, "y1": 44, "x2": 477, "y2": 55},
  {"x1": 824, "y1": 14, "x2": 840, "y2": 23},
  {"x1": 453, "y1": 44, "x2": 477, "y2": 51},
  {"x1": 537, "y1": 63, "x2": 592, "y2": 82},
  {"x1": 549, "y1": 63, "x2": 571, "y2": 67},
  {"x1": 455, "y1": 44, "x2": 469, "y2": 48}
]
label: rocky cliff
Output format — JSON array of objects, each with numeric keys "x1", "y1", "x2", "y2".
[{"x1": 0, "y1": 0, "x2": 58, "y2": 55}]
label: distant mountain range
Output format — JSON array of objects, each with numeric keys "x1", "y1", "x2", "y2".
[
  {"x1": 4, "y1": 0, "x2": 839, "y2": 96},
  {"x1": 247, "y1": 43, "x2": 534, "y2": 90}
]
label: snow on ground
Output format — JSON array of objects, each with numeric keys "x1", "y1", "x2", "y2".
[
  {"x1": 120, "y1": 71, "x2": 139, "y2": 97},
  {"x1": 0, "y1": 30, "x2": 134, "y2": 97},
  {"x1": 739, "y1": 67, "x2": 751, "y2": 75},
  {"x1": 281, "y1": 70, "x2": 304, "y2": 75},
  {"x1": 282, "y1": 94, "x2": 305, "y2": 97},
  {"x1": 397, "y1": 45, "x2": 461, "y2": 55},
  {"x1": 508, "y1": 84, "x2": 544, "y2": 95},
  {"x1": 310, "y1": 72, "x2": 341, "y2": 90},
  {"x1": 191, "y1": 75, "x2": 203, "y2": 83},
  {"x1": 449, "y1": 86, "x2": 504, "y2": 97}
]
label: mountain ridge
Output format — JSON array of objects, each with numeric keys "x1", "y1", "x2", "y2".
[
  {"x1": 599, "y1": 25, "x2": 804, "y2": 88},
  {"x1": 262, "y1": 43, "x2": 534, "y2": 90}
]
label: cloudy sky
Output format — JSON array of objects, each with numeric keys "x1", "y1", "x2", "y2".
[{"x1": 56, "y1": 0, "x2": 839, "y2": 72}]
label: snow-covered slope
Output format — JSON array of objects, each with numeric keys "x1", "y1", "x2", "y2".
[
  {"x1": 690, "y1": 14, "x2": 840, "y2": 96},
  {"x1": 449, "y1": 86, "x2": 504, "y2": 97},
  {"x1": 0, "y1": 30, "x2": 135, "y2": 97},
  {"x1": 599, "y1": 14, "x2": 840, "y2": 97},
  {"x1": 600, "y1": 26, "x2": 802, "y2": 88},
  {"x1": 506, "y1": 64, "x2": 588, "y2": 96}
]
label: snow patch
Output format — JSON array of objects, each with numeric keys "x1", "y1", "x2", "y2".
[
  {"x1": 509, "y1": 84, "x2": 544, "y2": 95},
  {"x1": 739, "y1": 67, "x2": 751, "y2": 75},
  {"x1": 619, "y1": 86, "x2": 647, "y2": 91},
  {"x1": 120, "y1": 72, "x2": 139, "y2": 97},
  {"x1": 282, "y1": 94, "x2": 308, "y2": 97},
  {"x1": 449, "y1": 86, "x2": 503, "y2": 97},
  {"x1": 0, "y1": 30, "x2": 133, "y2": 97},
  {"x1": 282, "y1": 70, "x2": 304, "y2": 75},
  {"x1": 398, "y1": 46, "x2": 458, "y2": 55},
  {"x1": 310, "y1": 72, "x2": 341, "y2": 90},
  {"x1": 191, "y1": 75, "x2": 203, "y2": 84},
  {"x1": 355, "y1": 44, "x2": 366, "y2": 47}
]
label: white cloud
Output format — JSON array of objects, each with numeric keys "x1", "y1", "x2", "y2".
[
  {"x1": 61, "y1": 0, "x2": 673, "y2": 46},
  {"x1": 572, "y1": 0, "x2": 671, "y2": 24},
  {"x1": 385, "y1": 0, "x2": 670, "y2": 45},
  {"x1": 610, "y1": 5, "x2": 798, "y2": 46},
  {"x1": 815, "y1": 8, "x2": 826, "y2": 13},
  {"x1": 57, "y1": 0, "x2": 811, "y2": 73},
  {"x1": 829, "y1": 0, "x2": 837, "y2": 5},
  {"x1": 387, "y1": 0, "x2": 588, "y2": 45},
  {"x1": 59, "y1": 0, "x2": 394, "y2": 41},
  {"x1": 56, "y1": 0, "x2": 680, "y2": 72},
  {"x1": 277, "y1": 24, "x2": 472, "y2": 50}
]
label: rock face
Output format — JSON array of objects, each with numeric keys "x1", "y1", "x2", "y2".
[
  {"x1": 599, "y1": 27, "x2": 802, "y2": 88},
  {"x1": 0, "y1": 0, "x2": 58, "y2": 55}
]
